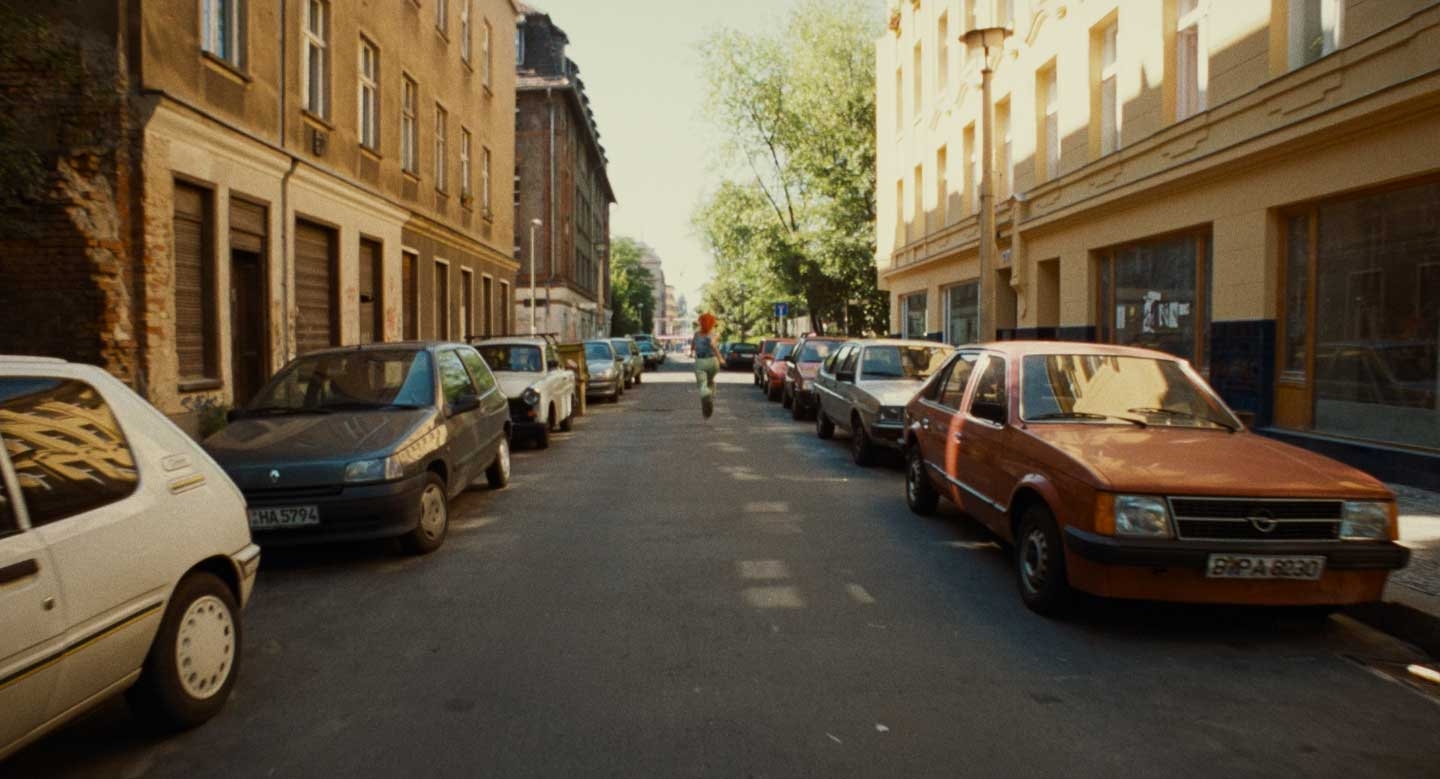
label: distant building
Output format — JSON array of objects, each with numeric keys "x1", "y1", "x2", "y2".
[
  {"x1": 513, "y1": 4, "x2": 616, "y2": 340},
  {"x1": 876, "y1": 0, "x2": 1440, "y2": 485},
  {"x1": 637, "y1": 245, "x2": 667, "y2": 335}
]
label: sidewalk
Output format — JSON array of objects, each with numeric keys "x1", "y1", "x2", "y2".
[{"x1": 1348, "y1": 484, "x2": 1440, "y2": 656}]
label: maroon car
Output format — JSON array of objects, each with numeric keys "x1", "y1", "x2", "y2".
[{"x1": 782, "y1": 336, "x2": 843, "y2": 421}]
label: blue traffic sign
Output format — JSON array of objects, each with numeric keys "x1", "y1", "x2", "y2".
[{"x1": 774, "y1": 302, "x2": 789, "y2": 318}]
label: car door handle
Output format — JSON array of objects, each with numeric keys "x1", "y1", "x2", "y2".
[{"x1": 0, "y1": 558, "x2": 40, "y2": 585}]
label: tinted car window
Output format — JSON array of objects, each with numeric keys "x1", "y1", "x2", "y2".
[
  {"x1": 968, "y1": 357, "x2": 1007, "y2": 423},
  {"x1": 0, "y1": 457, "x2": 16, "y2": 538},
  {"x1": 438, "y1": 351, "x2": 478, "y2": 406},
  {"x1": 863, "y1": 346, "x2": 949, "y2": 379},
  {"x1": 458, "y1": 348, "x2": 497, "y2": 394},
  {"x1": 478, "y1": 345, "x2": 543, "y2": 372},
  {"x1": 252, "y1": 350, "x2": 434, "y2": 410},
  {"x1": 773, "y1": 343, "x2": 796, "y2": 361},
  {"x1": 938, "y1": 353, "x2": 980, "y2": 409},
  {"x1": 0, "y1": 378, "x2": 139, "y2": 528},
  {"x1": 798, "y1": 340, "x2": 839, "y2": 362}
]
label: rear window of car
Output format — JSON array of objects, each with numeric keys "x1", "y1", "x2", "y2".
[
  {"x1": 585, "y1": 343, "x2": 613, "y2": 361},
  {"x1": 798, "y1": 340, "x2": 840, "y2": 362},
  {"x1": 611, "y1": 341, "x2": 632, "y2": 356},
  {"x1": 0, "y1": 377, "x2": 139, "y2": 527},
  {"x1": 731, "y1": 344, "x2": 758, "y2": 354},
  {"x1": 773, "y1": 343, "x2": 795, "y2": 360}
]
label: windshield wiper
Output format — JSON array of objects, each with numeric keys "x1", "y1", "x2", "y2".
[
  {"x1": 1127, "y1": 407, "x2": 1237, "y2": 432},
  {"x1": 1028, "y1": 411, "x2": 1147, "y2": 428}
]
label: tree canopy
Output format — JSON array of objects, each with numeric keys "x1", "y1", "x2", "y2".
[{"x1": 609, "y1": 236, "x2": 655, "y2": 335}]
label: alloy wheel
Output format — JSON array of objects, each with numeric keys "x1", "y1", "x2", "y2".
[{"x1": 1020, "y1": 528, "x2": 1050, "y2": 596}]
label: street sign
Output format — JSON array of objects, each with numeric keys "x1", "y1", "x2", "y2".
[{"x1": 773, "y1": 302, "x2": 789, "y2": 318}]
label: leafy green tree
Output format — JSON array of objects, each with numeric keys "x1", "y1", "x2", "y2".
[
  {"x1": 696, "y1": 0, "x2": 887, "y2": 335},
  {"x1": 609, "y1": 236, "x2": 656, "y2": 335}
]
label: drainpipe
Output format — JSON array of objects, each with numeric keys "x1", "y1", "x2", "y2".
[
  {"x1": 278, "y1": 0, "x2": 293, "y2": 362},
  {"x1": 547, "y1": 88, "x2": 556, "y2": 335}
]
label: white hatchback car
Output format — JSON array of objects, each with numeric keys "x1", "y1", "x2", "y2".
[{"x1": 0, "y1": 357, "x2": 259, "y2": 760}]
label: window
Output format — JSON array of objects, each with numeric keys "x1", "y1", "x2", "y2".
[
  {"x1": 482, "y1": 275, "x2": 494, "y2": 335},
  {"x1": 516, "y1": 25, "x2": 525, "y2": 66},
  {"x1": 0, "y1": 378, "x2": 139, "y2": 527},
  {"x1": 438, "y1": 350, "x2": 478, "y2": 408},
  {"x1": 937, "y1": 12, "x2": 949, "y2": 93},
  {"x1": 839, "y1": 346, "x2": 860, "y2": 376},
  {"x1": 938, "y1": 353, "x2": 980, "y2": 409},
  {"x1": 996, "y1": 0, "x2": 1014, "y2": 29},
  {"x1": 201, "y1": 0, "x2": 244, "y2": 68},
  {"x1": 173, "y1": 182, "x2": 217, "y2": 383},
  {"x1": 401, "y1": 76, "x2": 418, "y2": 174},
  {"x1": 936, "y1": 146, "x2": 948, "y2": 225},
  {"x1": 1281, "y1": 180, "x2": 1440, "y2": 452},
  {"x1": 1289, "y1": 0, "x2": 1342, "y2": 69},
  {"x1": 460, "y1": 128, "x2": 472, "y2": 200},
  {"x1": 964, "y1": 124, "x2": 977, "y2": 215},
  {"x1": 359, "y1": 38, "x2": 379, "y2": 150},
  {"x1": 912, "y1": 42, "x2": 922, "y2": 117},
  {"x1": 460, "y1": 0, "x2": 472, "y2": 64},
  {"x1": 303, "y1": 0, "x2": 329, "y2": 117},
  {"x1": 434, "y1": 261, "x2": 450, "y2": 339},
  {"x1": 436, "y1": 0, "x2": 449, "y2": 36},
  {"x1": 482, "y1": 146, "x2": 493, "y2": 214},
  {"x1": 458, "y1": 347, "x2": 496, "y2": 394},
  {"x1": 403, "y1": 250, "x2": 419, "y2": 340},
  {"x1": 968, "y1": 357, "x2": 1007, "y2": 424},
  {"x1": 1175, "y1": 0, "x2": 1206, "y2": 121},
  {"x1": 434, "y1": 104, "x2": 448, "y2": 193},
  {"x1": 460, "y1": 269, "x2": 473, "y2": 340},
  {"x1": 1039, "y1": 63, "x2": 1059, "y2": 181},
  {"x1": 902, "y1": 291, "x2": 927, "y2": 340},
  {"x1": 1098, "y1": 20, "x2": 1120, "y2": 155},
  {"x1": 996, "y1": 98, "x2": 1012, "y2": 200},
  {"x1": 482, "y1": 19, "x2": 493, "y2": 87},
  {"x1": 945, "y1": 282, "x2": 979, "y2": 345},
  {"x1": 1096, "y1": 230, "x2": 1210, "y2": 365},
  {"x1": 499, "y1": 281, "x2": 510, "y2": 335}
]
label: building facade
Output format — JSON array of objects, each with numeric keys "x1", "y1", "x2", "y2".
[
  {"x1": 875, "y1": 0, "x2": 1440, "y2": 486},
  {"x1": 513, "y1": 5, "x2": 615, "y2": 340},
  {"x1": 0, "y1": 0, "x2": 520, "y2": 431}
]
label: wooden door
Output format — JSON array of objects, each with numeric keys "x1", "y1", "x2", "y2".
[
  {"x1": 230, "y1": 251, "x2": 266, "y2": 405},
  {"x1": 295, "y1": 221, "x2": 336, "y2": 355}
]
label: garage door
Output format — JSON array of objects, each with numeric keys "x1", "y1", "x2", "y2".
[{"x1": 295, "y1": 220, "x2": 336, "y2": 356}]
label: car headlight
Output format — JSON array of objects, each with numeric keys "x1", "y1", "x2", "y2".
[
  {"x1": 879, "y1": 406, "x2": 903, "y2": 422},
  {"x1": 1114, "y1": 495, "x2": 1173, "y2": 537},
  {"x1": 344, "y1": 457, "x2": 404, "y2": 484},
  {"x1": 1340, "y1": 501, "x2": 1391, "y2": 540},
  {"x1": 522, "y1": 388, "x2": 540, "y2": 406},
  {"x1": 595, "y1": 368, "x2": 615, "y2": 379}
]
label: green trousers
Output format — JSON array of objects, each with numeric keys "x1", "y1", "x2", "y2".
[{"x1": 694, "y1": 357, "x2": 719, "y2": 399}]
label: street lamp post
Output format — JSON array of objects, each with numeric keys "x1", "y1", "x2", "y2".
[
  {"x1": 528, "y1": 218, "x2": 542, "y2": 335},
  {"x1": 964, "y1": 25, "x2": 1010, "y2": 341}
]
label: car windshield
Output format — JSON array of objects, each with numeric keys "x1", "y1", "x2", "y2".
[
  {"x1": 773, "y1": 343, "x2": 795, "y2": 360},
  {"x1": 250, "y1": 350, "x2": 433, "y2": 411},
  {"x1": 798, "y1": 340, "x2": 839, "y2": 362},
  {"x1": 639, "y1": 342, "x2": 656, "y2": 353},
  {"x1": 478, "y1": 345, "x2": 544, "y2": 372},
  {"x1": 611, "y1": 341, "x2": 632, "y2": 356},
  {"x1": 1021, "y1": 354, "x2": 1237, "y2": 430},
  {"x1": 584, "y1": 343, "x2": 613, "y2": 361},
  {"x1": 863, "y1": 345, "x2": 951, "y2": 379}
]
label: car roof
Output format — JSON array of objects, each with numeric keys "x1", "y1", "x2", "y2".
[
  {"x1": 0, "y1": 355, "x2": 69, "y2": 365},
  {"x1": 291, "y1": 341, "x2": 461, "y2": 358},
  {"x1": 474, "y1": 337, "x2": 546, "y2": 347},
  {"x1": 961, "y1": 340, "x2": 1182, "y2": 361},
  {"x1": 844, "y1": 338, "x2": 954, "y2": 349}
]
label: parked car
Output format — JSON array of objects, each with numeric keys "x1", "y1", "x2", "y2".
[
  {"x1": 724, "y1": 342, "x2": 759, "y2": 371},
  {"x1": 637, "y1": 339, "x2": 663, "y2": 370},
  {"x1": 476, "y1": 337, "x2": 577, "y2": 448},
  {"x1": 610, "y1": 338, "x2": 643, "y2": 387},
  {"x1": 781, "y1": 336, "x2": 844, "y2": 420},
  {"x1": 754, "y1": 338, "x2": 796, "y2": 387},
  {"x1": 763, "y1": 341, "x2": 797, "y2": 401},
  {"x1": 813, "y1": 339, "x2": 954, "y2": 465},
  {"x1": 633, "y1": 334, "x2": 665, "y2": 366},
  {"x1": 206, "y1": 342, "x2": 510, "y2": 554},
  {"x1": 583, "y1": 339, "x2": 625, "y2": 402},
  {"x1": 901, "y1": 341, "x2": 1410, "y2": 616},
  {"x1": 0, "y1": 356, "x2": 261, "y2": 758}
]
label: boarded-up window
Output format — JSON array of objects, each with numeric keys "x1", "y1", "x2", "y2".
[
  {"x1": 295, "y1": 220, "x2": 337, "y2": 354},
  {"x1": 498, "y1": 281, "x2": 510, "y2": 335},
  {"x1": 482, "y1": 275, "x2": 493, "y2": 336},
  {"x1": 459, "y1": 268, "x2": 473, "y2": 340},
  {"x1": 434, "y1": 261, "x2": 450, "y2": 339},
  {"x1": 173, "y1": 182, "x2": 217, "y2": 382},
  {"x1": 359, "y1": 238, "x2": 383, "y2": 343},
  {"x1": 402, "y1": 250, "x2": 418, "y2": 340}
]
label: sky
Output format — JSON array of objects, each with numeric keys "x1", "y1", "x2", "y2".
[{"x1": 526, "y1": 0, "x2": 806, "y2": 311}]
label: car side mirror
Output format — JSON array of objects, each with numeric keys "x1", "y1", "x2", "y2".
[
  {"x1": 971, "y1": 400, "x2": 1006, "y2": 426},
  {"x1": 450, "y1": 393, "x2": 481, "y2": 415}
]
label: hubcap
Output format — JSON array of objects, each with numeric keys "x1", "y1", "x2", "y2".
[
  {"x1": 852, "y1": 427, "x2": 865, "y2": 455},
  {"x1": 907, "y1": 455, "x2": 920, "y2": 501},
  {"x1": 1021, "y1": 528, "x2": 1049, "y2": 595},
  {"x1": 420, "y1": 484, "x2": 447, "y2": 541},
  {"x1": 175, "y1": 595, "x2": 234, "y2": 700},
  {"x1": 497, "y1": 439, "x2": 511, "y2": 480}
]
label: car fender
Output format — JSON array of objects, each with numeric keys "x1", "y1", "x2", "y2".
[{"x1": 1005, "y1": 473, "x2": 1067, "y2": 542}]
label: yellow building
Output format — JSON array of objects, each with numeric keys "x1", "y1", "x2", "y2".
[{"x1": 875, "y1": 0, "x2": 1440, "y2": 486}]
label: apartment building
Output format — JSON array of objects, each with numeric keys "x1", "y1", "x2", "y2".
[
  {"x1": 875, "y1": 0, "x2": 1440, "y2": 486},
  {"x1": 514, "y1": 4, "x2": 616, "y2": 340},
  {"x1": 0, "y1": 0, "x2": 519, "y2": 430}
]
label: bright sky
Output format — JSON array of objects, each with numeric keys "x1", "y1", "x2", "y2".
[{"x1": 527, "y1": 0, "x2": 804, "y2": 310}]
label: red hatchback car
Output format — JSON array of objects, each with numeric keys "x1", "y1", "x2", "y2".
[
  {"x1": 902, "y1": 342, "x2": 1409, "y2": 616},
  {"x1": 782, "y1": 336, "x2": 843, "y2": 421}
]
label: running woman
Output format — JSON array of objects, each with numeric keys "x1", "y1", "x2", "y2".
[{"x1": 693, "y1": 312, "x2": 721, "y2": 418}]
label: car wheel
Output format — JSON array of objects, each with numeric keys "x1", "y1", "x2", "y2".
[
  {"x1": 850, "y1": 419, "x2": 874, "y2": 466},
  {"x1": 904, "y1": 445, "x2": 939, "y2": 516},
  {"x1": 1016, "y1": 503, "x2": 1073, "y2": 617},
  {"x1": 126, "y1": 571, "x2": 240, "y2": 731},
  {"x1": 781, "y1": 386, "x2": 793, "y2": 410},
  {"x1": 816, "y1": 408, "x2": 835, "y2": 439},
  {"x1": 403, "y1": 472, "x2": 450, "y2": 555},
  {"x1": 768, "y1": 383, "x2": 781, "y2": 402},
  {"x1": 634, "y1": 371, "x2": 642, "y2": 386},
  {"x1": 486, "y1": 436, "x2": 511, "y2": 489},
  {"x1": 534, "y1": 422, "x2": 550, "y2": 449},
  {"x1": 560, "y1": 395, "x2": 576, "y2": 431},
  {"x1": 791, "y1": 393, "x2": 806, "y2": 421}
]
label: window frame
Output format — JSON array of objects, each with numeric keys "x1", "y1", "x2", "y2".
[
  {"x1": 401, "y1": 75, "x2": 419, "y2": 175},
  {"x1": 460, "y1": 0, "x2": 472, "y2": 64},
  {"x1": 1094, "y1": 228, "x2": 1211, "y2": 367},
  {"x1": 460, "y1": 128, "x2": 473, "y2": 200},
  {"x1": 481, "y1": 19, "x2": 494, "y2": 89},
  {"x1": 358, "y1": 37, "x2": 380, "y2": 151},
  {"x1": 1288, "y1": 0, "x2": 1344, "y2": 70},
  {"x1": 965, "y1": 355, "x2": 1009, "y2": 427},
  {"x1": 302, "y1": 0, "x2": 330, "y2": 119},
  {"x1": 201, "y1": 0, "x2": 246, "y2": 70},
  {"x1": 434, "y1": 103, "x2": 449, "y2": 193},
  {"x1": 173, "y1": 179, "x2": 220, "y2": 387},
  {"x1": 436, "y1": 0, "x2": 450, "y2": 37},
  {"x1": 481, "y1": 146, "x2": 493, "y2": 216},
  {"x1": 1175, "y1": 0, "x2": 1208, "y2": 122},
  {"x1": 434, "y1": 258, "x2": 451, "y2": 341},
  {"x1": 1039, "y1": 62, "x2": 1059, "y2": 182},
  {"x1": 934, "y1": 351, "x2": 981, "y2": 410}
]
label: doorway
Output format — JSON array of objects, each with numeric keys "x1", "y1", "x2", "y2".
[{"x1": 230, "y1": 250, "x2": 267, "y2": 406}]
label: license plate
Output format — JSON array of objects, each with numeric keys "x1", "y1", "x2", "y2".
[
  {"x1": 1206, "y1": 554, "x2": 1325, "y2": 580},
  {"x1": 248, "y1": 505, "x2": 320, "y2": 530}
]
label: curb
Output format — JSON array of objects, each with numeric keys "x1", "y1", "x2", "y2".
[{"x1": 1346, "y1": 600, "x2": 1440, "y2": 657}]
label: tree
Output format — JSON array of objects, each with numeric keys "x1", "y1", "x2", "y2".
[
  {"x1": 609, "y1": 236, "x2": 655, "y2": 335},
  {"x1": 695, "y1": 0, "x2": 888, "y2": 336}
]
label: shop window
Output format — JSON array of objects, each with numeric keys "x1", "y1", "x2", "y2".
[
  {"x1": 945, "y1": 282, "x2": 978, "y2": 346},
  {"x1": 1280, "y1": 180, "x2": 1440, "y2": 451},
  {"x1": 902, "y1": 291, "x2": 927, "y2": 340},
  {"x1": 1095, "y1": 230, "x2": 1209, "y2": 365}
]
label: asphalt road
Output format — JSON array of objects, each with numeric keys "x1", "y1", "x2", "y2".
[{"x1": 7, "y1": 356, "x2": 1440, "y2": 778}]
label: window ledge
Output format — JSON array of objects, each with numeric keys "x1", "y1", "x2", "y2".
[
  {"x1": 360, "y1": 145, "x2": 382, "y2": 161},
  {"x1": 201, "y1": 52, "x2": 251, "y2": 84},
  {"x1": 179, "y1": 378, "x2": 223, "y2": 393},
  {"x1": 301, "y1": 110, "x2": 335, "y2": 131},
  {"x1": 403, "y1": 170, "x2": 422, "y2": 182}
]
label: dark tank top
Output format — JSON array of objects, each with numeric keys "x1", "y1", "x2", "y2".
[{"x1": 693, "y1": 333, "x2": 715, "y2": 359}]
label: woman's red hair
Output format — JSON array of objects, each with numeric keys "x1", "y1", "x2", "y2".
[{"x1": 698, "y1": 312, "x2": 717, "y2": 333}]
